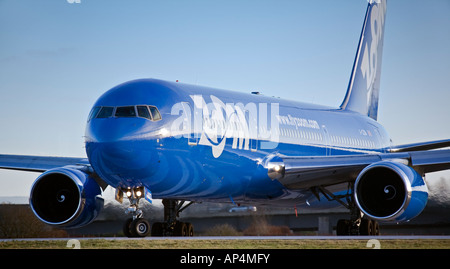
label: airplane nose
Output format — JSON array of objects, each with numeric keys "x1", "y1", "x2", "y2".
[
  {"x1": 86, "y1": 117, "x2": 142, "y2": 143},
  {"x1": 85, "y1": 118, "x2": 159, "y2": 186}
]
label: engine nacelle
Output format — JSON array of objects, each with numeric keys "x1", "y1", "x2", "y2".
[
  {"x1": 29, "y1": 166, "x2": 104, "y2": 228},
  {"x1": 354, "y1": 161, "x2": 428, "y2": 223}
]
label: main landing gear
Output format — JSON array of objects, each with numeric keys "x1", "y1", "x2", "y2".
[
  {"x1": 312, "y1": 184, "x2": 380, "y2": 236},
  {"x1": 151, "y1": 199, "x2": 195, "y2": 237},
  {"x1": 120, "y1": 187, "x2": 195, "y2": 237},
  {"x1": 335, "y1": 206, "x2": 380, "y2": 236}
]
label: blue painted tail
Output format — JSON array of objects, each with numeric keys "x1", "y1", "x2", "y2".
[{"x1": 340, "y1": 0, "x2": 387, "y2": 121}]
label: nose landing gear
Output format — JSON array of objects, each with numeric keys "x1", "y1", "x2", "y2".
[
  {"x1": 120, "y1": 187, "x2": 151, "y2": 237},
  {"x1": 118, "y1": 187, "x2": 195, "y2": 237}
]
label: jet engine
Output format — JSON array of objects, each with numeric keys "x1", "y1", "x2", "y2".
[
  {"x1": 354, "y1": 161, "x2": 428, "y2": 222},
  {"x1": 29, "y1": 166, "x2": 104, "y2": 228}
]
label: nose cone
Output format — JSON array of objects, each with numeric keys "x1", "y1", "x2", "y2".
[{"x1": 85, "y1": 118, "x2": 160, "y2": 187}]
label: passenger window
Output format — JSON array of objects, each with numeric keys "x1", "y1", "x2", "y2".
[
  {"x1": 115, "y1": 106, "x2": 137, "y2": 117},
  {"x1": 88, "y1": 106, "x2": 101, "y2": 122},
  {"x1": 149, "y1": 106, "x2": 162, "y2": 121},
  {"x1": 137, "y1": 106, "x2": 152, "y2": 120},
  {"x1": 96, "y1": 107, "x2": 114, "y2": 118}
]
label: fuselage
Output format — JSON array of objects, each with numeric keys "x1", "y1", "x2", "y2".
[{"x1": 85, "y1": 78, "x2": 391, "y2": 206}]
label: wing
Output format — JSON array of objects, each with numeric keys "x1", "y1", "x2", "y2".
[
  {"x1": 265, "y1": 147, "x2": 450, "y2": 190},
  {"x1": 389, "y1": 139, "x2": 450, "y2": 153},
  {"x1": 0, "y1": 154, "x2": 89, "y2": 173}
]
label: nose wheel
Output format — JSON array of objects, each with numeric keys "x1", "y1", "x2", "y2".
[{"x1": 123, "y1": 217, "x2": 151, "y2": 237}]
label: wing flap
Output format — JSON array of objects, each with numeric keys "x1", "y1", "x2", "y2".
[
  {"x1": 410, "y1": 149, "x2": 450, "y2": 173},
  {"x1": 280, "y1": 154, "x2": 382, "y2": 189}
]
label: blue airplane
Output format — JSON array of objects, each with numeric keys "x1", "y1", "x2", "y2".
[{"x1": 1, "y1": 0, "x2": 450, "y2": 237}]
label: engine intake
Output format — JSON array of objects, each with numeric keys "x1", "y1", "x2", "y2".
[
  {"x1": 354, "y1": 161, "x2": 428, "y2": 222},
  {"x1": 30, "y1": 166, "x2": 104, "y2": 228}
]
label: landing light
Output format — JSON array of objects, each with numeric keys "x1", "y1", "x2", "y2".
[
  {"x1": 136, "y1": 190, "x2": 142, "y2": 197},
  {"x1": 266, "y1": 161, "x2": 285, "y2": 180},
  {"x1": 126, "y1": 191, "x2": 132, "y2": 198},
  {"x1": 159, "y1": 128, "x2": 170, "y2": 137},
  {"x1": 273, "y1": 165, "x2": 281, "y2": 172}
]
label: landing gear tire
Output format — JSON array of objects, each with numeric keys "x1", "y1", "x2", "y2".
[
  {"x1": 174, "y1": 221, "x2": 187, "y2": 236},
  {"x1": 131, "y1": 218, "x2": 151, "y2": 237},
  {"x1": 372, "y1": 220, "x2": 380, "y2": 235},
  {"x1": 151, "y1": 222, "x2": 164, "y2": 236},
  {"x1": 150, "y1": 221, "x2": 194, "y2": 237},
  {"x1": 374, "y1": 221, "x2": 380, "y2": 235},
  {"x1": 336, "y1": 219, "x2": 350, "y2": 236},
  {"x1": 186, "y1": 222, "x2": 194, "y2": 237},
  {"x1": 123, "y1": 218, "x2": 134, "y2": 237},
  {"x1": 123, "y1": 218, "x2": 151, "y2": 237},
  {"x1": 360, "y1": 219, "x2": 373, "y2": 236},
  {"x1": 336, "y1": 218, "x2": 380, "y2": 236},
  {"x1": 361, "y1": 219, "x2": 380, "y2": 235}
]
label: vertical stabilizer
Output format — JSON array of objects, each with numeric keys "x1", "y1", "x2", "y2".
[{"x1": 340, "y1": 0, "x2": 387, "y2": 121}]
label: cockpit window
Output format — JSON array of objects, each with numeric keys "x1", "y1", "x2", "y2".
[
  {"x1": 149, "y1": 106, "x2": 162, "y2": 121},
  {"x1": 88, "y1": 106, "x2": 101, "y2": 122},
  {"x1": 97, "y1": 106, "x2": 114, "y2": 118},
  {"x1": 137, "y1": 106, "x2": 152, "y2": 120},
  {"x1": 90, "y1": 105, "x2": 161, "y2": 121},
  {"x1": 115, "y1": 106, "x2": 136, "y2": 117}
]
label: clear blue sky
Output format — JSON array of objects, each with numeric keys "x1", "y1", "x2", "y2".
[{"x1": 0, "y1": 0, "x2": 449, "y2": 197}]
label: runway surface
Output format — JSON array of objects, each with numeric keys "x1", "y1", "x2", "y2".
[
  {"x1": 2, "y1": 236, "x2": 448, "y2": 267},
  {"x1": 2, "y1": 235, "x2": 450, "y2": 242}
]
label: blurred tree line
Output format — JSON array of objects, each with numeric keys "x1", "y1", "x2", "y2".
[{"x1": 0, "y1": 204, "x2": 67, "y2": 238}]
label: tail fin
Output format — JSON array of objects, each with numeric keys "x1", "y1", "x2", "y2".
[{"x1": 340, "y1": 0, "x2": 387, "y2": 121}]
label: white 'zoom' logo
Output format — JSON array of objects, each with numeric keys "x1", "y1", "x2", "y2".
[
  {"x1": 360, "y1": 1, "x2": 386, "y2": 107},
  {"x1": 171, "y1": 95, "x2": 279, "y2": 158}
]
